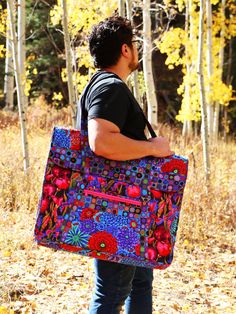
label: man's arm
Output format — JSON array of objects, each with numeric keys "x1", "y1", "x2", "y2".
[{"x1": 88, "y1": 118, "x2": 174, "y2": 161}]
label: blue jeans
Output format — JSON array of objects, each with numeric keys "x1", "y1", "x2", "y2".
[{"x1": 89, "y1": 259, "x2": 154, "y2": 314}]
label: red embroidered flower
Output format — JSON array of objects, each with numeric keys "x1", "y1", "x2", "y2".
[
  {"x1": 70, "y1": 130, "x2": 81, "y2": 150},
  {"x1": 87, "y1": 175, "x2": 95, "y2": 182},
  {"x1": 51, "y1": 195, "x2": 64, "y2": 206},
  {"x1": 127, "y1": 186, "x2": 141, "y2": 198},
  {"x1": 156, "y1": 241, "x2": 172, "y2": 256},
  {"x1": 147, "y1": 247, "x2": 157, "y2": 260},
  {"x1": 154, "y1": 225, "x2": 171, "y2": 241},
  {"x1": 74, "y1": 200, "x2": 84, "y2": 207},
  {"x1": 60, "y1": 243, "x2": 83, "y2": 252},
  {"x1": 97, "y1": 177, "x2": 106, "y2": 185},
  {"x1": 40, "y1": 197, "x2": 50, "y2": 213},
  {"x1": 88, "y1": 231, "x2": 118, "y2": 254},
  {"x1": 148, "y1": 237, "x2": 155, "y2": 245},
  {"x1": 45, "y1": 174, "x2": 54, "y2": 181},
  {"x1": 135, "y1": 244, "x2": 141, "y2": 256},
  {"x1": 54, "y1": 178, "x2": 70, "y2": 190},
  {"x1": 43, "y1": 183, "x2": 56, "y2": 196},
  {"x1": 60, "y1": 169, "x2": 72, "y2": 179},
  {"x1": 80, "y1": 208, "x2": 98, "y2": 220},
  {"x1": 161, "y1": 159, "x2": 187, "y2": 175},
  {"x1": 66, "y1": 221, "x2": 72, "y2": 228},
  {"x1": 51, "y1": 166, "x2": 63, "y2": 177},
  {"x1": 150, "y1": 189, "x2": 162, "y2": 199}
]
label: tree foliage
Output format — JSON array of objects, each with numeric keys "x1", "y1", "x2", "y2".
[
  {"x1": 50, "y1": 0, "x2": 117, "y2": 96},
  {"x1": 156, "y1": 0, "x2": 235, "y2": 125},
  {"x1": 0, "y1": 0, "x2": 235, "y2": 134}
]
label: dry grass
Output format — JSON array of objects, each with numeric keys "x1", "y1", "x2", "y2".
[{"x1": 0, "y1": 105, "x2": 235, "y2": 313}]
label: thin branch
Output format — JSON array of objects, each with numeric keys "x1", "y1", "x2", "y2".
[
  {"x1": 44, "y1": 27, "x2": 63, "y2": 54},
  {"x1": 27, "y1": 0, "x2": 40, "y2": 24}
]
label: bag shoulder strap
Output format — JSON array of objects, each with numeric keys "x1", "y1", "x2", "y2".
[{"x1": 76, "y1": 71, "x2": 111, "y2": 130}]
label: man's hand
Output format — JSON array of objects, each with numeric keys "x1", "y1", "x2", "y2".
[{"x1": 148, "y1": 136, "x2": 175, "y2": 157}]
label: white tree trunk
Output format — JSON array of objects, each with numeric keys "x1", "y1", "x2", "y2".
[
  {"x1": 4, "y1": 7, "x2": 14, "y2": 110},
  {"x1": 182, "y1": 0, "x2": 193, "y2": 140},
  {"x1": 189, "y1": 0, "x2": 195, "y2": 136},
  {"x1": 206, "y1": 0, "x2": 214, "y2": 139},
  {"x1": 213, "y1": 0, "x2": 226, "y2": 141},
  {"x1": 18, "y1": 0, "x2": 27, "y2": 107},
  {"x1": 182, "y1": 1, "x2": 189, "y2": 139},
  {"x1": 61, "y1": 0, "x2": 76, "y2": 127},
  {"x1": 143, "y1": 0, "x2": 158, "y2": 126},
  {"x1": 7, "y1": 0, "x2": 29, "y2": 172},
  {"x1": 197, "y1": 0, "x2": 210, "y2": 182},
  {"x1": 126, "y1": 0, "x2": 141, "y2": 105},
  {"x1": 224, "y1": 37, "x2": 233, "y2": 142},
  {"x1": 182, "y1": 120, "x2": 187, "y2": 137},
  {"x1": 125, "y1": 0, "x2": 131, "y2": 19},
  {"x1": 119, "y1": 0, "x2": 125, "y2": 17}
]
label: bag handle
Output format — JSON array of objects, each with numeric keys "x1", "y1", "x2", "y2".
[
  {"x1": 76, "y1": 71, "x2": 104, "y2": 131},
  {"x1": 140, "y1": 112, "x2": 157, "y2": 138}
]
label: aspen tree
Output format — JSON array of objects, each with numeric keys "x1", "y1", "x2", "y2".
[
  {"x1": 143, "y1": 0, "x2": 158, "y2": 126},
  {"x1": 182, "y1": 0, "x2": 193, "y2": 140},
  {"x1": 4, "y1": 7, "x2": 14, "y2": 110},
  {"x1": 206, "y1": 0, "x2": 214, "y2": 139},
  {"x1": 125, "y1": 0, "x2": 141, "y2": 105},
  {"x1": 213, "y1": 0, "x2": 225, "y2": 141},
  {"x1": 119, "y1": 0, "x2": 125, "y2": 17},
  {"x1": 51, "y1": 0, "x2": 116, "y2": 99},
  {"x1": 224, "y1": 37, "x2": 232, "y2": 142},
  {"x1": 197, "y1": 0, "x2": 210, "y2": 182},
  {"x1": 7, "y1": 0, "x2": 29, "y2": 172},
  {"x1": 157, "y1": 0, "x2": 232, "y2": 140},
  {"x1": 61, "y1": 0, "x2": 77, "y2": 127},
  {"x1": 17, "y1": 0, "x2": 27, "y2": 107}
]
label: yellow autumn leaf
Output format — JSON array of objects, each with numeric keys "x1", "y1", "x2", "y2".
[
  {"x1": 193, "y1": 271, "x2": 206, "y2": 280},
  {"x1": 183, "y1": 239, "x2": 189, "y2": 246},
  {"x1": 52, "y1": 92, "x2": 63, "y2": 101},
  {"x1": 45, "y1": 289, "x2": 57, "y2": 296},
  {"x1": 198, "y1": 272, "x2": 206, "y2": 280},
  {"x1": 182, "y1": 304, "x2": 191, "y2": 312},
  {"x1": 0, "y1": 306, "x2": 10, "y2": 314},
  {"x1": 30, "y1": 302, "x2": 37, "y2": 310},
  {"x1": 2, "y1": 250, "x2": 12, "y2": 257}
]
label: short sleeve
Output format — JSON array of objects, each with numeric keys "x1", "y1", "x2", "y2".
[{"x1": 86, "y1": 82, "x2": 129, "y2": 131}]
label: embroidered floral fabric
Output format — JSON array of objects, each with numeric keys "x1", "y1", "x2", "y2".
[{"x1": 34, "y1": 125, "x2": 188, "y2": 269}]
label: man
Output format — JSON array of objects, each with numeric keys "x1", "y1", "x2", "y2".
[{"x1": 79, "y1": 15, "x2": 174, "y2": 314}]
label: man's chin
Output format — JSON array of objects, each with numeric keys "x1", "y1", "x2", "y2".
[{"x1": 129, "y1": 62, "x2": 140, "y2": 72}]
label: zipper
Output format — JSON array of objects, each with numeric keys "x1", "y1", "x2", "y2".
[{"x1": 84, "y1": 189, "x2": 142, "y2": 206}]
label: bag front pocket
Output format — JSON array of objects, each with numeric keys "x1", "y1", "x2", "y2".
[
  {"x1": 58, "y1": 175, "x2": 147, "y2": 258},
  {"x1": 84, "y1": 189, "x2": 142, "y2": 206}
]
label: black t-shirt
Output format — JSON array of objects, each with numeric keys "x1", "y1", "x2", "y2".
[{"x1": 85, "y1": 71, "x2": 147, "y2": 141}]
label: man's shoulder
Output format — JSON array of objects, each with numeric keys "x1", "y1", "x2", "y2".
[{"x1": 88, "y1": 72, "x2": 128, "y2": 97}]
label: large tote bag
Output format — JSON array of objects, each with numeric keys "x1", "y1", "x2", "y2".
[{"x1": 34, "y1": 73, "x2": 188, "y2": 269}]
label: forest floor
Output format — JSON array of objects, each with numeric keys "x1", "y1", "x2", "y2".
[
  {"x1": 0, "y1": 112, "x2": 235, "y2": 314},
  {"x1": 0, "y1": 219, "x2": 235, "y2": 314}
]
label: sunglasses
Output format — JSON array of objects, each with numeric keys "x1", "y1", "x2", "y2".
[{"x1": 131, "y1": 39, "x2": 143, "y2": 50}]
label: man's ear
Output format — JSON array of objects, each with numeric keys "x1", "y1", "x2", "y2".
[{"x1": 121, "y1": 43, "x2": 130, "y2": 57}]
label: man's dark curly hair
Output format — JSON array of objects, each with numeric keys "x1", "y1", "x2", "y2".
[{"x1": 88, "y1": 15, "x2": 134, "y2": 68}]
